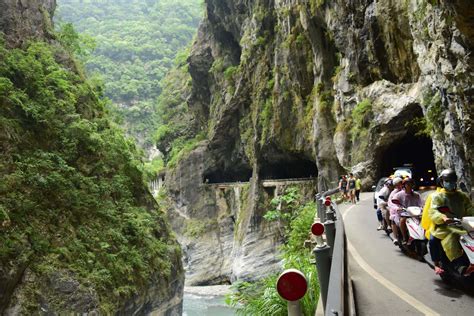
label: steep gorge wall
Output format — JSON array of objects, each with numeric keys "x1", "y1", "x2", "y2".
[
  {"x1": 164, "y1": 0, "x2": 473, "y2": 284},
  {"x1": 164, "y1": 145, "x2": 317, "y2": 285}
]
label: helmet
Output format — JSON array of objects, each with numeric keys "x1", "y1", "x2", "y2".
[
  {"x1": 402, "y1": 177, "x2": 415, "y2": 186},
  {"x1": 392, "y1": 177, "x2": 403, "y2": 186},
  {"x1": 384, "y1": 178, "x2": 393, "y2": 186},
  {"x1": 439, "y1": 168, "x2": 457, "y2": 191},
  {"x1": 439, "y1": 168, "x2": 457, "y2": 182}
]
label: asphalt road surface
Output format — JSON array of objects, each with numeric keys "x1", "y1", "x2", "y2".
[{"x1": 341, "y1": 192, "x2": 474, "y2": 315}]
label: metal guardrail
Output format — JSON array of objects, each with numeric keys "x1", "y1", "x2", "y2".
[
  {"x1": 314, "y1": 189, "x2": 356, "y2": 316},
  {"x1": 203, "y1": 177, "x2": 317, "y2": 187}
]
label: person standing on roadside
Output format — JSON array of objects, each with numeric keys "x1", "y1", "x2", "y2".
[
  {"x1": 339, "y1": 175, "x2": 348, "y2": 202},
  {"x1": 355, "y1": 176, "x2": 362, "y2": 202},
  {"x1": 347, "y1": 173, "x2": 357, "y2": 204}
]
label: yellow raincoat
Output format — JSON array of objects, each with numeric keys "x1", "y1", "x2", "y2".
[
  {"x1": 421, "y1": 187, "x2": 442, "y2": 239},
  {"x1": 429, "y1": 189, "x2": 474, "y2": 261}
]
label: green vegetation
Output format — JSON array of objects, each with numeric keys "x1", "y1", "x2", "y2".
[
  {"x1": 56, "y1": 0, "x2": 203, "y2": 148},
  {"x1": 310, "y1": 0, "x2": 326, "y2": 15},
  {"x1": 404, "y1": 90, "x2": 443, "y2": 138},
  {"x1": 184, "y1": 218, "x2": 218, "y2": 238},
  {"x1": 259, "y1": 98, "x2": 274, "y2": 145},
  {"x1": 350, "y1": 99, "x2": 372, "y2": 141},
  {"x1": 423, "y1": 90, "x2": 444, "y2": 135},
  {"x1": 349, "y1": 99, "x2": 373, "y2": 163},
  {"x1": 0, "y1": 38, "x2": 179, "y2": 313},
  {"x1": 227, "y1": 188, "x2": 319, "y2": 315},
  {"x1": 263, "y1": 187, "x2": 301, "y2": 222},
  {"x1": 152, "y1": 54, "x2": 203, "y2": 167},
  {"x1": 224, "y1": 66, "x2": 240, "y2": 81}
]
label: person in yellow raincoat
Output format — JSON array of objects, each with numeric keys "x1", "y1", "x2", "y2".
[
  {"x1": 421, "y1": 180, "x2": 442, "y2": 239},
  {"x1": 428, "y1": 169, "x2": 474, "y2": 275}
]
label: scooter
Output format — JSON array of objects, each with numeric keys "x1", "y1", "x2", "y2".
[
  {"x1": 399, "y1": 206, "x2": 427, "y2": 260},
  {"x1": 391, "y1": 199, "x2": 427, "y2": 260},
  {"x1": 424, "y1": 216, "x2": 474, "y2": 292}
]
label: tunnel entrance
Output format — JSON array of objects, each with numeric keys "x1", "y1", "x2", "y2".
[
  {"x1": 259, "y1": 158, "x2": 318, "y2": 180},
  {"x1": 203, "y1": 166, "x2": 252, "y2": 184},
  {"x1": 378, "y1": 133, "x2": 437, "y2": 187}
]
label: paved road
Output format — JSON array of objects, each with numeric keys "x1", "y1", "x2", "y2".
[{"x1": 340, "y1": 193, "x2": 474, "y2": 315}]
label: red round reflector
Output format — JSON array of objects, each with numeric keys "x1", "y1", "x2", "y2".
[
  {"x1": 276, "y1": 269, "x2": 308, "y2": 301},
  {"x1": 311, "y1": 222, "x2": 324, "y2": 236},
  {"x1": 325, "y1": 196, "x2": 331, "y2": 201},
  {"x1": 324, "y1": 199, "x2": 331, "y2": 206}
]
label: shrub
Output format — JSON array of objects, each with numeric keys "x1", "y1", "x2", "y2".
[{"x1": 227, "y1": 187, "x2": 319, "y2": 315}]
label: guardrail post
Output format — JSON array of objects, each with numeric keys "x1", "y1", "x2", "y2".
[
  {"x1": 313, "y1": 242, "x2": 331, "y2": 311},
  {"x1": 316, "y1": 194, "x2": 326, "y2": 222},
  {"x1": 324, "y1": 219, "x2": 336, "y2": 257},
  {"x1": 326, "y1": 204, "x2": 336, "y2": 221}
]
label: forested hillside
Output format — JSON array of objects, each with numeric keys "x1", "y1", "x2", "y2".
[
  {"x1": 0, "y1": 1, "x2": 183, "y2": 312},
  {"x1": 56, "y1": 0, "x2": 202, "y2": 150}
]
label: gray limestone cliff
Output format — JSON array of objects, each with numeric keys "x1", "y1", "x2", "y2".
[{"x1": 162, "y1": 0, "x2": 473, "y2": 284}]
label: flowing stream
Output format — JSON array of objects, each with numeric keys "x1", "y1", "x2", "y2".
[{"x1": 183, "y1": 285, "x2": 236, "y2": 316}]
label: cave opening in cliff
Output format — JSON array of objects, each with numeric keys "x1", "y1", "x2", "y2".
[
  {"x1": 259, "y1": 158, "x2": 318, "y2": 180},
  {"x1": 378, "y1": 133, "x2": 437, "y2": 187},
  {"x1": 204, "y1": 166, "x2": 252, "y2": 184}
]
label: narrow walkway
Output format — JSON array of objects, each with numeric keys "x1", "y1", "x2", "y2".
[{"x1": 341, "y1": 193, "x2": 474, "y2": 315}]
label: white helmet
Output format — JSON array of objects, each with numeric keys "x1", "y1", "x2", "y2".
[{"x1": 392, "y1": 177, "x2": 403, "y2": 186}]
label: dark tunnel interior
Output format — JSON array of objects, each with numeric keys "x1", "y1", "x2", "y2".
[
  {"x1": 259, "y1": 158, "x2": 318, "y2": 180},
  {"x1": 203, "y1": 166, "x2": 252, "y2": 183},
  {"x1": 378, "y1": 133, "x2": 437, "y2": 186},
  {"x1": 203, "y1": 157, "x2": 318, "y2": 184}
]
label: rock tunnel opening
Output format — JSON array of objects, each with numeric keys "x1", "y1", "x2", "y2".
[
  {"x1": 378, "y1": 133, "x2": 437, "y2": 187},
  {"x1": 259, "y1": 158, "x2": 318, "y2": 180},
  {"x1": 203, "y1": 166, "x2": 252, "y2": 184}
]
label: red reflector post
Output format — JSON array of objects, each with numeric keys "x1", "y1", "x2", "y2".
[
  {"x1": 276, "y1": 269, "x2": 308, "y2": 301},
  {"x1": 311, "y1": 222, "x2": 324, "y2": 236}
]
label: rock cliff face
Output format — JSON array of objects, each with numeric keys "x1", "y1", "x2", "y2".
[
  {"x1": 164, "y1": 0, "x2": 473, "y2": 284},
  {"x1": 0, "y1": 1, "x2": 183, "y2": 314},
  {"x1": 0, "y1": 0, "x2": 56, "y2": 47},
  {"x1": 165, "y1": 144, "x2": 316, "y2": 284}
]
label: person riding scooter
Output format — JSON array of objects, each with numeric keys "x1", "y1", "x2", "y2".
[
  {"x1": 376, "y1": 178, "x2": 393, "y2": 231},
  {"x1": 428, "y1": 169, "x2": 474, "y2": 275},
  {"x1": 421, "y1": 176, "x2": 442, "y2": 240},
  {"x1": 391, "y1": 178, "x2": 423, "y2": 245},
  {"x1": 387, "y1": 177, "x2": 403, "y2": 243}
]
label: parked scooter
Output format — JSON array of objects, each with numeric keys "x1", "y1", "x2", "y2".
[{"x1": 424, "y1": 216, "x2": 474, "y2": 292}]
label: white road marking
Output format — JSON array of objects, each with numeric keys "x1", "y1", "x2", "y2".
[{"x1": 342, "y1": 200, "x2": 440, "y2": 316}]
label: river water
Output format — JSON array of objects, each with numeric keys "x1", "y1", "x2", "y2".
[{"x1": 182, "y1": 285, "x2": 236, "y2": 316}]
